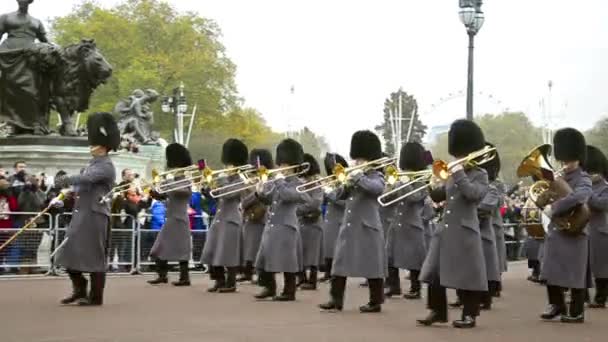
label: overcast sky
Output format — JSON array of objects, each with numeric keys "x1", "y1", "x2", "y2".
[{"x1": 2, "y1": 0, "x2": 607, "y2": 155}]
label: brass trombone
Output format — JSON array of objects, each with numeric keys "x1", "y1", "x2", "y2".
[
  {"x1": 296, "y1": 157, "x2": 397, "y2": 193},
  {"x1": 378, "y1": 169, "x2": 434, "y2": 207},
  {"x1": 157, "y1": 164, "x2": 256, "y2": 194},
  {"x1": 377, "y1": 146, "x2": 496, "y2": 207},
  {"x1": 99, "y1": 175, "x2": 157, "y2": 204}
]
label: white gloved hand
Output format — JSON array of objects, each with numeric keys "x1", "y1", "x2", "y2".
[
  {"x1": 450, "y1": 164, "x2": 464, "y2": 173},
  {"x1": 275, "y1": 173, "x2": 285, "y2": 180},
  {"x1": 323, "y1": 185, "x2": 333, "y2": 194},
  {"x1": 49, "y1": 198, "x2": 64, "y2": 208}
]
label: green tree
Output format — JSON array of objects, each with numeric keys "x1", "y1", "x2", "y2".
[
  {"x1": 430, "y1": 112, "x2": 543, "y2": 185},
  {"x1": 375, "y1": 89, "x2": 426, "y2": 156},
  {"x1": 586, "y1": 117, "x2": 608, "y2": 153}
]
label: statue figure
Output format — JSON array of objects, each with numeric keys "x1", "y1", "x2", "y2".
[
  {"x1": 0, "y1": 0, "x2": 112, "y2": 137},
  {"x1": 115, "y1": 88, "x2": 160, "y2": 145}
]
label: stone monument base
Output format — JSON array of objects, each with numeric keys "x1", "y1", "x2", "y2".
[{"x1": 0, "y1": 136, "x2": 164, "y2": 182}]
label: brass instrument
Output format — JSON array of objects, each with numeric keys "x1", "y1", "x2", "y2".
[
  {"x1": 517, "y1": 144, "x2": 590, "y2": 234},
  {"x1": 296, "y1": 157, "x2": 397, "y2": 193},
  {"x1": 520, "y1": 198, "x2": 547, "y2": 239},
  {"x1": 378, "y1": 169, "x2": 433, "y2": 207},
  {"x1": 378, "y1": 145, "x2": 497, "y2": 205},
  {"x1": 99, "y1": 175, "x2": 156, "y2": 204},
  {"x1": 210, "y1": 162, "x2": 311, "y2": 198},
  {"x1": 157, "y1": 163, "x2": 255, "y2": 194}
]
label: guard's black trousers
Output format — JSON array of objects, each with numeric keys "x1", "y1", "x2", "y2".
[
  {"x1": 67, "y1": 270, "x2": 106, "y2": 305},
  {"x1": 547, "y1": 285, "x2": 585, "y2": 317},
  {"x1": 258, "y1": 271, "x2": 297, "y2": 297},
  {"x1": 427, "y1": 281, "x2": 482, "y2": 319},
  {"x1": 329, "y1": 276, "x2": 384, "y2": 306},
  {"x1": 595, "y1": 278, "x2": 608, "y2": 304},
  {"x1": 210, "y1": 266, "x2": 239, "y2": 288}
]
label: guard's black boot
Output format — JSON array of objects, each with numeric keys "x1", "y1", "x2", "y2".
[
  {"x1": 254, "y1": 271, "x2": 276, "y2": 299},
  {"x1": 540, "y1": 305, "x2": 564, "y2": 321},
  {"x1": 417, "y1": 311, "x2": 448, "y2": 326},
  {"x1": 385, "y1": 267, "x2": 401, "y2": 297},
  {"x1": 320, "y1": 276, "x2": 345, "y2": 312},
  {"x1": 480, "y1": 290, "x2": 492, "y2": 311},
  {"x1": 296, "y1": 271, "x2": 307, "y2": 288},
  {"x1": 319, "y1": 258, "x2": 332, "y2": 283},
  {"x1": 79, "y1": 273, "x2": 105, "y2": 306},
  {"x1": 404, "y1": 270, "x2": 421, "y2": 299},
  {"x1": 301, "y1": 267, "x2": 318, "y2": 290},
  {"x1": 237, "y1": 262, "x2": 254, "y2": 282},
  {"x1": 590, "y1": 278, "x2": 607, "y2": 309},
  {"x1": 148, "y1": 260, "x2": 168, "y2": 285},
  {"x1": 61, "y1": 272, "x2": 87, "y2": 305},
  {"x1": 172, "y1": 261, "x2": 191, "y2": 287},
  {"x1": 274, "y1": 273, "x2": 296, "y2": 301},
  {"x1": 361, "y1": 279, "x2": 383, "y2": 313},
  {"x1": 452, "y1": 315, "x2": 476, "y2": 328},
  {"x1": 561, "y1": 289, "x2": 585, "y2": 323},
  {"x1": 219, "y1": 267, "x2": 238, "y2": 293}
]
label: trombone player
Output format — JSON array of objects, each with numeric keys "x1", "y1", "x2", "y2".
[
  {"x1": 417, "y1": 120, "x2": 489, "y2": 329},
  {"x1": 201, "y1": 138, "x2": 249, "y2": 293},
  {"x1": 538, "y1": 128, "x2": 592, "y2": 323},
  {"x1": 383, "y1": 142, "x2": 431, "y2": 300}
]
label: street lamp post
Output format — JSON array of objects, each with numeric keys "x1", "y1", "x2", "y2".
[
  {"x1": 459, "y1": 0, "x2": 485, "y2": 121},
  {"x1": 161, "y1": 82, "x2": 188, "y2": 145}
]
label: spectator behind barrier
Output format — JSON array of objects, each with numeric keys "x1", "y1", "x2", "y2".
[
  {"x1": 0, "y1": 164, "x2": 7, "y2": 180},
  {"x1": 149, "y1": 199, "x2": 166, "y2": 231},
  {"x1": 8, "y1": 160, "x2": 27, "y2": 197}
]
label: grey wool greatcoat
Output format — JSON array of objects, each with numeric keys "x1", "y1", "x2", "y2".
[
  {"x1": 492, "y1": 181, "x2": 508, "y2": 273},
  {"x1": 478, "y1": 183, "x2": 502, "y2": 282},
  {"x1": 385, "y1": 180, "x2": 428, "y2": 271},
  {"x1": 255, "y1": 177, "x2": 310, "y2": 273},
  {"x1": 150, "y1": 178, "x2": 192, "y2": 262},
  {"x1": 56, "y1": 156, "x2": 116, "y2": 273},
  {"x1": 331, "y1": 170, "x2": 388, "y2": 279},
  {"x1": 240, "y1": 190, "x2": 267, "y2": 263},
  {"x1": 380, "y1": 205, "x2": 396, "y2": 238},
  {"x1": 202, "y1": 174, "x2": 243, "y2": 267},
  {"x1": 525, "y1": 237, "x2": 544, "y2": 261},
  {"x1": 587, "y1": 178, "x2": 608, "y2": 278},
  {"x1": 298, "y1": 185, "x2": 324, "y2": 267},
  {"x1": 422, "y1": 198, "x2": 435, "y2": 249},
  {"x1": 541, "y1": 168, "x2": 592, "y2": 289},
  {"x1": 322, "y1": 188, "x2": 346, "y2": 260},
  {"x1": 420, "y1": 167, "x2": 489, "y2": 292}
]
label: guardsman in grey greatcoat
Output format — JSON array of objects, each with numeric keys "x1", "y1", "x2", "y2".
[
  {"x1": 202, "y1": 139, "x2": 249, "y2": 293},
  {"x1": 539, "y1": 128, "x2": 592, "y2": 323},
  {"x1": 422, "y1": 198, "x2": 436, "y2": 252},
  {"x1": 583, "y1": 145, "x2": 608, "y2": 309},
  {"x1": 56, "y1": 112, "x2": 119, "y2": 306},
  {"x1": 148, "y1": 143, "x2": 193, "y2": 287},
  {"x1": 477, "y1": 142, "x2": 502, "y2": 310},
  {"x1": 238, "y1": 149, "x2": 274, "y2": 283},
  {"x1": 319, "y1": 153, "x2": 348, "y2": 282},
  {"x1": 254, "y1": 139, "x2": 310, "y2": 301},
  {"x1": 298, "y1": 153, "x2": 324, "y2": 290},
  {"x1": 524, "y1": 193, "x2": 544, "y2": 283},
  {"x1": 319, "y1": 130, "x2": 387, "y2": 313},
  {"x1": 384, "y1": 142, "x2": 429, "y2": 300},
  {"x1": 417, "y1": 120, "x2": 489, "y2": 329},
  {"x1": 493, "y1": 180, "x2": 508, "y2": 296}
]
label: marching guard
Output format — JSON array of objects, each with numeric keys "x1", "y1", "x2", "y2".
[
  {"x1": 584, "y1": 145, "x2": 608, "y2": 309},
  {"x1": 55, "y1": 112, "x2": 119, "y2": 306},
  {"x1": 418, "y1": 119, "x2": 489, "y2": 328},
  {"x1": 539, "y1": 128, "x2": 592, "y2": 323},
  {"x1": 238, "y1": 149, "x2": 274, "y2": 283},
  {"x1": 148, "y1": 143, "x2": 193, "y2": 287},
  {"x1": 384, "y1": 142, "x2": 429, "y2": 300},
  {"x1": 202, "y1": 139, "x2": 249, "y2": 293},
  {"x1": 320, "y1": 153, "x2": 348, "y2": 282},
  {"x1": 319, "y1": 130, "x2": 387, "y2": 313},
  {"x1": 254, "y1": 139, "x2": 310, "y2": 302},
  {"x1": 297, "y1": 153, "x2": 324, "y2": 290}
]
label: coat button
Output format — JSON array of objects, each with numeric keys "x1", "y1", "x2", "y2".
[
  {"x1": 348, "y1": 210, "x2": 352, "y2": 213},
  {"x1": 398, "y1": 223, "x2": 402, "y2": 227},
  {"x1": 349, "y1": 197, "x2": 353, "y2": 201},
  {"x1": 446, "y1": 210, "x2": 451, "y2": 214},
  {"x1": 450, "y1": 196, "x2": 454, "y2": 200},
  {"x1": 445, "y1": 224, "x2": 449, "y2": 228},
  {"x1": 399, "y1": 213, "x2": 403, "y2": 216},
  {"x1": 271, "y1": 224, "x2": 274, "y2": 228},
  {"x1": 347, "y1": 223, "x2": 351, "y2": 226}
]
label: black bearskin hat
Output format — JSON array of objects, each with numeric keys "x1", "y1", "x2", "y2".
[
  {"x1": 400, "y1": 142, "x2": 427, "y2": 171},
  {"x1": 249, "y1": 149, "x2": 274, "y2": 169},
  {"x1": 480, "y1": 142, "x2": 501, "y2": 182},
  {"x1": 87, "y1": 112, "x2": 120, "y2": 151},
  {"x1": 584, "y1": 145, "x2": 607, "y2": 177},
  {"x1": 448, "y1": 119, "x2": 485, "y2": 157},
  {"x1": 276, "y1": 138, "x2": 304, "y2": 166},
  {"x1": 166, "y1": 143, "x2": 192, "y2": 169},
  {"x1": 554, "y1": 128, "x2": 587, "y2": 164},
  {"x1": 303, "y1": 153, "x2": 320, "y2": 177},
  {"x1": 221, "y1": 138, "x2": 248, "y2": 166},
  {"x1": 350, "y1": 130, "x2": 382, "y2": 161},
  {"x1": 324, "y1": 153, "x2": 348, "y2": 176}
]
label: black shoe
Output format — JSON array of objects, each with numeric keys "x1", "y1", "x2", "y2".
[
  {"x1": 448, "y1": 300, "x2": 462, "y2": 308},
  {"x1": 416, "y1": 311, "x2": 448, "y2": 326},
  {"x1": 385, "y1": 288, "x2": 402, "y2": 298},
  {"x1": 319, "y1": 275, "x2": 331, "y2": 283},
  {"x1": 254, "y1": 288, "x2": 276, "y2": 300},
  {"x1": 319, "y1": 300, "x2": 343, "y2": 312},
  {"x1": 480, "y1": 302, "x2": 492, "y2": 311},
  {"x1": 588, "y1": 302, "x2": 606, "y2": 309},
  {"x1": 172, "y1": 279, "x2": 191, "y2": 286},
  {"x1": 207, "y1": 281, "x2": 224, "y2": 293},
  {"x1": 77, "y1": 297, "x2": 102, "y2": 306},
  {"x1": 300, "y1": 283, "x2": 317, "y2": 291},
  {"x1": 359, "y1": 303, "x2": 381, "y2": 313},
  {"x1": 527, "y1": 275, "x2": 540, "y2": 283},
  {"x1": 236, "y1": 275, "x2": 252, "y2": 283},
  {"x1": 147, "y1": 276, "x2": 168, "y2": 285},
  {"x1": 60, "y1": 290, "x2": 87, "y2": 305},
  {"x1": 403, "y1": 290, "x2": 421, "y2": 300},
  {"x1": 540, "y1": 305, "x2": 563, "y2": 321},
  {"x1": 492, "y1": 291, "x2": 501, "y2": 298},
  {"x1": 453, "y1": 316, "x2": 476, "y2": 328},
  {"x1": 273, "y1": 294, "x2": 295, "y2": 302},
  {"x1": 218, "y1": 286, "x2": 237, "y2": 293},
  {"x1": 560, "y1": 314, "x2": 585, "y2": 323}
]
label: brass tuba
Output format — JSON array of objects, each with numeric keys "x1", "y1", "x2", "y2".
[{"x1": 517, "y1": 144, "x2": 590, "y2": 235}]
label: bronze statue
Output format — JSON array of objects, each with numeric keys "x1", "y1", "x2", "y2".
[
  {"x1": 115, "y1": 88, "x2": 160, "y2": 145},
  {"x1": 0, "y1": 0, "x2": 112, "y2": 137}
]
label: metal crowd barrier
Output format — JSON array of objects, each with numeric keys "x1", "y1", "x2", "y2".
[{"x1": 0, "y1": 212, "x2": 53, "y2": 276}]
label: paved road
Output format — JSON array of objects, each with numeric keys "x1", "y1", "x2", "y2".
[{"x1": 0, "y1": 262, "x2": 606, "y2": 342}]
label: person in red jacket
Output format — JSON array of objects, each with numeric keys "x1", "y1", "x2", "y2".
[{"x1": 0, "y1": 179, "x2": 19, "y2": 272}]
